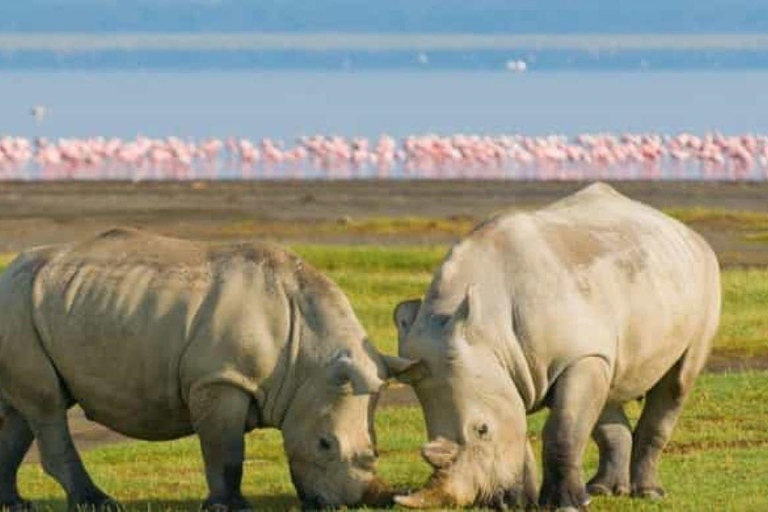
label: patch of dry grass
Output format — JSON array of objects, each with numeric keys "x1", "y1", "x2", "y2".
[
  {"x1": 664, "y1": 207, "x2": 768, "y2": 230},
  {"x1": 219, "y1": 216, "x2": 477, "y2": 240},
  {"x1": 0, "y1": 253, "x2": 15, "y2": 269}
]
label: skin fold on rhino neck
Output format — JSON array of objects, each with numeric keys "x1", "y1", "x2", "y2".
[{"x1": 257, "y1": 296, "x2": 303, "y2": 429}]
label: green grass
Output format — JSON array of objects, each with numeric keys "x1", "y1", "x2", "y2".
[
  {"x1": 16, "y1": 372, "x2": 768, "y2": 511},
  {"x1": 664, "y1": 207, "x2": 768, "y2": 245},
  {"x1": 184, "y1": 208, "x2": 768, "y2": 243},
  {"x1": 3, "y1": 242, "x2": 768, "y2": 510},
  {"x1": 0, "y1": 253, "x2": 15, "y2": 269},
  {"x1": 217, "y1": 216, "x2": 478, "y2": 240},
  {"x1": 1, "y1": 245, "x2": 767, "y2": 362},
  {"x1": 196, "y1": 208, "x2": 768, "y2": 247},
  {"x1": 743, "y1": 231, "x2": 768, "y2": 243},
  {"x1": 718, "y1": 269, "x2": 768, "y2": 359},
  {"x1": 664, "y1": 207, "x2": 768, "y2": 231}
]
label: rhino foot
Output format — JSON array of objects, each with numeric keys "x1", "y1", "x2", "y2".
[
  {"x1": 586, "y1": 477, "x2": 630, "y2": 497},
  {"x1": 0, "y1": 499, "x2": 35, "y2": 512},
  {"x1": 631, "y1": 486, "x2": 665, "y2": 501},
  {"x1": 70, "y1": 497, "x2": 123, "y2": 512},
  {"x1": 201, "y1": 495, "x2": 253, "y2": 512},
  {"x1": 69, "y1": 497, "x2": 123, "y2": 512},
  {"x1": 539, "y1": 486, "x2": 591, "y2": 511}
]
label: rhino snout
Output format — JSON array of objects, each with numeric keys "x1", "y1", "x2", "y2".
[{"x1": 359, "y1": 477, "x2": 394, "y2": 507}]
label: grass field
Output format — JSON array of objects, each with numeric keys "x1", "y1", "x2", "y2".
[
  {"x1": 14, "y1": 372, "x2": 768, "y2": 511},
  {"x1": 2, "y1": 236, "x2": 768, "y2": 510}
]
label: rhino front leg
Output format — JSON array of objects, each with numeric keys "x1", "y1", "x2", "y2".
[
  {"x1": 190, "y1": 385, "x2": 252, "y2": 512},
  {"x1": 587, "y1": 404, "x2": 631, "y2": 497},
  {"x1": 0, "y1": 408, "x2": 34, "y2": 511},
  {"x1": 631, "y1": 356, "x2": 694, "y2": 500},
  {"x1": 30, "y1": 413, "x2": 117, "y2": 511},
  {"x1": 540, "y1": 357, "x2": 610, "y2": 511},
  {"x1": 521, "y1": 437, "x2": 540, "y2": 506}
]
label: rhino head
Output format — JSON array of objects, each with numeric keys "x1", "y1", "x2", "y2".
[
  {"x1": 277, "y1": 283, "x2": 418, "y2": 509},
  {"x1": 391, "y1": 289, "x2": 536, "y2": 509},
  {"x1": 280, "y1": 346, "x2": 395, "y2": 509}
]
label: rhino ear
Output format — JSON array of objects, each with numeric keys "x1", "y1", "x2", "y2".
[
  {"x1": 393, "y1": 299, "x2": 422, "y2": 341},
  {"x1": 381, "y1": 354, "x2": 428, "y2": 384},
  {"x1": 421, "y1": 436, "x2": 459, "y2": 469},
  {"x1": 330, "y1": 352, "x2": 385, "y2": 394},
  {"x1": 451, "y1": 285, "x2": 480, "y2": 328}
]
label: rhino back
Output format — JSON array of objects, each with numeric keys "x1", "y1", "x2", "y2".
[
  {"x1": 30, "y1": 228, "x2": 294, "y2": 439},
  {"x1": 428, "y1": 184, "x2": 720, "y2": 407}
]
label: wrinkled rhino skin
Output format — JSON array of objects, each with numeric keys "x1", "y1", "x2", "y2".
[
  {"x1": 393, "y1": 183, "x2": 721, "y2": 509},
  {"x1": 0, "y1": 228, "x2": 395, "y2": 510}
]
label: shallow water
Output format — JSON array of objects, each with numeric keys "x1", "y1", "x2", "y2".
[{"x1": 2, "y1": 70, "x2": 768, "y2": 139}]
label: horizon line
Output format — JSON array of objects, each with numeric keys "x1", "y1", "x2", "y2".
[{"x1": 2, "y1": 32, "x2": 768, "y2": 52}]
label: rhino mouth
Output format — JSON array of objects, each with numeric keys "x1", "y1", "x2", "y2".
[
  {"x1": 291, "y1": 467, "x2": 392, "y2": 510},
  {"x1": 395, "y1": 471, "x2": 529, "y2": 510},
  {"x1": 293, "y1": 479, "x2": 333, "y2": 511},
  {"x1": 396, "y1": 488, "x2": 527, "y2": 510},
  {"x1": 297, "y1": 481, "x2": 393, "y2": 511}
]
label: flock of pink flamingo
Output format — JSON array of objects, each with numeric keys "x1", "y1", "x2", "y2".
[{"x1": 1, "y1": 133, "x2": 768, "y2": 181}]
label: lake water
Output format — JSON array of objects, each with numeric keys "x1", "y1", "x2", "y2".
[
  {"x1": 2, "y1": 71, "x2": 768, "y2": 139},
  {"x1": 2, "y1": 70, "x2": 768, "y2": 181}
]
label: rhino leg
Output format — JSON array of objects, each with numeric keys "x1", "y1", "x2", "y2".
[
  {"x1": 540, "y1": 356, "x2": 610, "y2": 510},
  {"x1": 190, "y1": 385, "x2": 252, "y2": 512},
  {"x1": 0, "y1": 408, "x2": 34, "y2": 511},
  {"x1": 587, "y1": 404, "x2": 631, "y2": 497},
  {"x1": 0, "y1": 335, "x2": 115, "y2": 509},
  {"x1": 630, "y1": 353, "x2": 698, "y2": 500},
  {"x1": 30, "y1": 413, "x2": 118, "y2": 511},
  {"x1": 521, "y1": 437, "x2": 540, "y2": 506}
]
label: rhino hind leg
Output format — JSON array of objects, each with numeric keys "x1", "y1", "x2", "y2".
[
  {"x1": 630, "y1": 349, "x2": 701, "y2": 500},
  {"x1": 587, "y1": 404, "x2": 632, "y2": 497},
  {"x1": 29, "y1": 412, "x2": 118, "y2": 511},
  {"x1": 190, "y1": 385, "x2": 252, "y2": 512},
  {"x1": 540, "y1": 356, "x2": 611, "y2": 510},
  {"x1": 0, "y1": 408, "x2": 34, "y2": 511}
]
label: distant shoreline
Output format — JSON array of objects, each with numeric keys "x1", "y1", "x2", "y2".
[{"x1": 2, "y1": 33, "x2": 768, "y2": 52}]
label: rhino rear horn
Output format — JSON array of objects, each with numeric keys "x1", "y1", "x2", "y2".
[{"x1": 421, "y1": 436, "x2": 460, "y2": 469}]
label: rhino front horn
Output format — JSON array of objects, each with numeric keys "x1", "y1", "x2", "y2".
[{"x1": 394, "y1": 488, "x2": 448, "y2": 509}]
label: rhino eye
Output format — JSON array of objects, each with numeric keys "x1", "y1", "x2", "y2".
[
  {"x1": 476, "y1": 423, "x2": 490, "y2": 439},
  {"x1": 318, "y1": 437, "x2": 332, "y2": 451}
]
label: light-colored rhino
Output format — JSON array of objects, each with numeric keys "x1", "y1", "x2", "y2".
[
  {"x1": 392, "y1": 183, "x2": 721, "y2": 510},
  {"x1": 0, "y1": 228, "x2": 401, "y2": 511}
]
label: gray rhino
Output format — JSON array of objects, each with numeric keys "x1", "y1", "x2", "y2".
[
  {"x1": 0, "y1": 228, "x2": 401, "y2": 511},
  {"x1": 392, "y1": 183, "x2": 721, "y2": 510}
]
